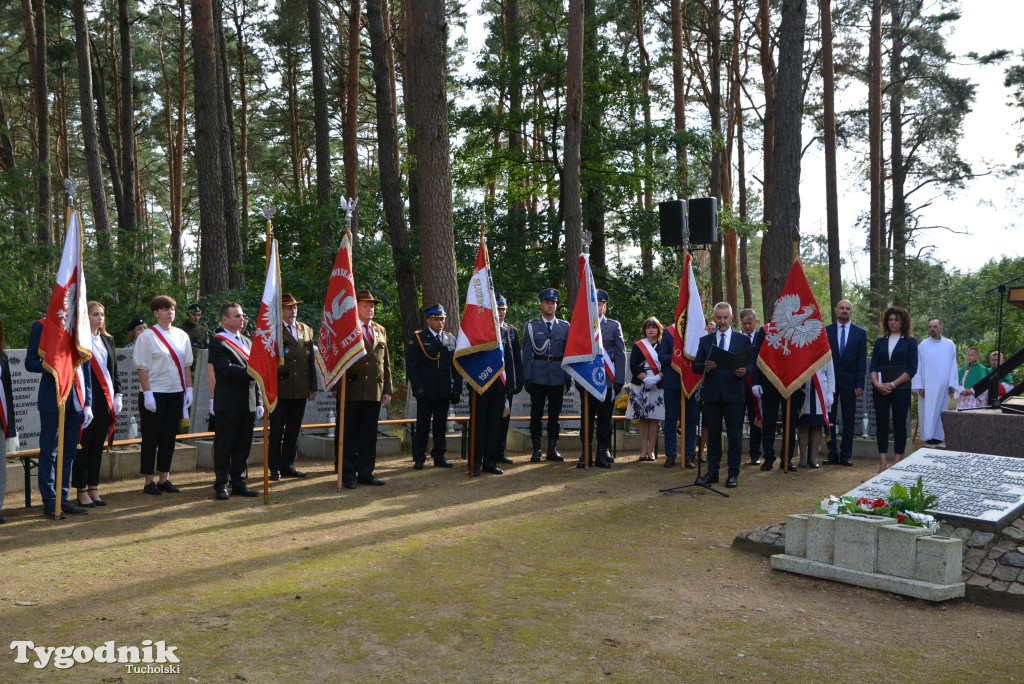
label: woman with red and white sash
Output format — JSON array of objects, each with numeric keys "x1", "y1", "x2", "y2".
[
  {"x1": 626, "y1": 317, "x2": 667, "y2": 461},
  {"x1": 796, "y1": 360, "x2": 835, "y2": 469},
  {"x1": 132, "y1": 295, "x2": 194, "y2": 496},
  {"x1": 73, "y1": 302, "x2": 122, "y2": 507}
]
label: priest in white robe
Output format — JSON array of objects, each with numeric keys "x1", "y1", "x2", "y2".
[{"x1": 911, "y1": 319, "x2": 958, "y2": 444}]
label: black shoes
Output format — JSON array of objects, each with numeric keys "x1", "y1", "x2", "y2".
[
  {"x1": 576, "y1": 459, "x2": 587, "y2": 469},
  {"x1": 413, "y1": 461, "x2": 425, "y2": 471},
  {"x1": 725, "y1": 475, "x2": 738, "y2": 488},
  {"x1": 357, "y1": 477, "x2": 386, "y2": 486},
  {"x1": 497, "y1": 454, "x2": 514, "y2": 464},
  {"x1": 482, "y1": 464, "x2": 504, "y2": 475},
  {"x1": 157, "y1": 480, "x2": 180, "y2": 493},
  {"x1": 215, "y1": 486, "x2": 230, "y2": 501},
  {"x1": 808, "y1": 462, "x2": 821, "y2": 469},
  {"x1": 62, "y1": 501, "x2": 89, "y2": 515},
  {"x1": 42, "y1": 505, "x2": 65, "y2": 520},
  {"x1": 749, "y1": 458, "x2": 763, "y2": 466},
  {"x1": 342, "y1": 480, "x2": 357, "y2": 490},
  {"x1": 695, "y1": 473, "x2": 719, "y2": 485},
  {"x1": 663, "y1": 457, "x2": 676, "y2": 469},
  {"x1": 433, "y1": 458, "x2": 454, "y2": 468},
  {"x1": 840, "y1": 459, "x2": 854, "y2": 467},
  {"x1": 760, "y1": 460, "x2": 775, "y2": 472},
  {"x1": 530, "y1": 450, "x2": 543, "y2": 463},
  {"x1": 231, "y1": 483, "x2": 259, "y2": 497},
  {"x1": 594, "y1": 459, "x2": 611, "y2": 469},
  {"x1": 270, "y1": 470, "x2": 283, "y2": 480},
  {"x1": 823, "y1": 457, "x2": 841, "y2": 466},
  {"x1": 143, "y1": 481, "x2": 162, "y2": 495},
  {"x1": 282, "y1": 468, "x2": 307, "y2": 478},
  {"x1": 546, "y1": 448, "x2": 564, "y2": 462},
  {"x1": 76, "y1": 496, "x2": 96, "y2": 508}
]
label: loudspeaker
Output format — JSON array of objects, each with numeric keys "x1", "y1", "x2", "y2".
[
  {"x1": 658, "y1": 200, "x2": 687, "y2": 247},
  {"x1": 688, "y1": 197, "x2": 719, "y2": 244}
]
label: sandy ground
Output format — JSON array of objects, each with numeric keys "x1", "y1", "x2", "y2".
[{"x1": 0, "y1": 444, "x2": 1018, "y2": 683}]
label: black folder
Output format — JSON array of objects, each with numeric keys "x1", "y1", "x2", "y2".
[{"x1": 709, "y1": 344, "x2": 755, "y2": 374}]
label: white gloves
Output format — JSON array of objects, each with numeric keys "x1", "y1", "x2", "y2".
[
  {"x1": 255, "y1": 405, "x2": 265, "y2": 421},
  {"x1": 183, "y1": 387, "x2": 194, "y2": 410},
  {"x1": 824, "y1": 394, "x2": 834, "y2": 410},
  {"x1": 82, "y1": 405, "x2": 94, "y2": 429},
  {"x1": 751, "y1": 385, "x2": 763, "y2": 399},
  {"x1": 143, "y1": 391, "x2": 157, "y2": 412},
  {"x1": 643, "y1": 374, "x2": 660, "y2": 387},
  {"x1": 209, "y1": 399, "x2": 215, "y2": 416},
  {"x1": 113, "y1": 393, "x2": 123, "y2": 414}
]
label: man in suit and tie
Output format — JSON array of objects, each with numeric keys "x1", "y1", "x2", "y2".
[
  {"x1": 738, "y1": 308, "x2": 762, "y2": 466},
  {"x1": 406, "y1": 303, "x2": 461, "y2": 470},
  {"x1": 522, "y1": 288, "x2": 571, "y2": 462},
  {"x1": 26, "y1": 320, "x2": 94, "y2": 518},
  {"x1": 269, "y1": 293, "x2": 317, "y2": 480},
  {"x1": 692, "y1": 303, "x2": 754, "y2": 488},
  {"x1": 824, "y1": 299, "x2": 867, "y2": 466},
  {"x1": 496, "y1": 296, "x2": 524, "y2": 463},
  {"x1": 576, "y1": 289, "x2": 625, "y2": 469},
  {"x1": 210, "y1": 302, "x2": 263, "y2": 500},
  {"x1": 342, "y1": 290, "x2": 393, "y2": 489}
]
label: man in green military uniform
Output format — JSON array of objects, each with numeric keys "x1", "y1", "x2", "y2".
[
  {"x1": 269, "y1": 293, "x2": 317, "y2": 480},
  {"x1": 406, "y1": 304, "x2": 461, "y2": 470},
  {"x1": 180, "y1": 303, "x2": 209, "y2": 371},
  {"x1": 341, "y1": 290, "x2": 394, "y2": 489}
]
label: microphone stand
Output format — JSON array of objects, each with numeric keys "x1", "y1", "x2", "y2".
[{"x1": 660, "y1": 360, "x2": 728, "y2": 497}]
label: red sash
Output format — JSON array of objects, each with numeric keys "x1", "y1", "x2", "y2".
[
  {"x1": 746, "y1": 375, "x2": 763, "y2": 423},
  {"x1": 151, "y1": 325, "x2": 189, "y2": 418},
  {"x1": 812, "y1": 374, "x2": 830, "y2": 429},
  {"x1": 216, "y1": 331, "x2": 251, "y2": 360},
  {"x1": 90, "y1": 351, "x2": 117, "y2": 444},
  {"x1": 636, "y1": 339, "x2": 661, "y2": 374}
]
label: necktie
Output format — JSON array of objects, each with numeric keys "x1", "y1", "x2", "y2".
[
  {"x1": 546, "y1": 321, "x2": 552, "y2": 334},
  {"x1": 839, "y1": 324, "x2": 847, "y2": 357},
  {"x1": 364, "y1": 324, "x2": 373, "y2": 347},
  {"x1": 719, "y1": 333, "x2": 725, "y2": 349}
]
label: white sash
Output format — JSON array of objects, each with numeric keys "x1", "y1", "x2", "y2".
[{"x1": 638, "y1": 338, "x2": 661, "y2": 373}]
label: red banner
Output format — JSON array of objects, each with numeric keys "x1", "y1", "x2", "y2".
[
  {"x1": 248, "y1": 239, "x2": 282, "y2": 412},
  {"x1": 316, "y1": 230, "x2": 366, "y2": 390}
]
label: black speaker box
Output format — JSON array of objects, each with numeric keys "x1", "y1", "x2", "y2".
[
  {"x1": 688, "y1": 197, "x2": 719, "y2": 244},
  {"x1": 658, "y1": 200, "x2": 686, "y2": 246}
]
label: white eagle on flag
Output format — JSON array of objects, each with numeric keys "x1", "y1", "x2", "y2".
[{"x1": 764, "y1": 293, "x2": 824, "y2": 356}]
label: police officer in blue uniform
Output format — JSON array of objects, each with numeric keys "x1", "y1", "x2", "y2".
[
  {"x1": 405, "y1": 304, "x2": 461, "y2": 469},
  {"x1": 577, "y1": 289, "x2": 625, "y2": 468},
  {"x1": 522, "y1": 288, "x2": 571, "y2": 462},
  {"x1": 496, "y1": 296, "x2": 524, "y2": 463}
]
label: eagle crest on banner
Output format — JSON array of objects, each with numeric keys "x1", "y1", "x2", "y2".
[{"x1": 764, "y1": 294, "x2": 824, "y2": 356}]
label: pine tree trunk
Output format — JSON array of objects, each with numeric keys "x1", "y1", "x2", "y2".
[
  {"x1": 735, "y1": 0, "x2": 751, "y2": 309},
  {"x1": 308, "y1": 0, "x2": 333, "y2": 267},
  {"x1": 231, "y1": 0, "x2": 251, "y2": 244},
  {"x1": 118, "y1": 0, "x2": 136, "y2": 234},
  {"x1": 820, "y1": 0, "x2": 841, "y2": 317},
  {"x1": 581, "y1": 0, "x2": 604, "y2": 270},
  {"x1": 31, "y1": 0, "x2": 51, "y2": 244},
  {"x1": 671, "y1": 0, "x2": 686, "y2": 197},
  {"x1": 868, "y1": 0, "x2": 884, "y2": 315},
  {"x1": 90, "y1": 42, "x2": 125, "y2": 240},
  {"x1": 889, "y1": 0, "x2": 907, "y2": 307},
  {"x1": 563, "y1": 0, "x2": 584, "y2": 306},
  {"x1": 344, "y1": 0, "x2": 361, "y2": 236}
]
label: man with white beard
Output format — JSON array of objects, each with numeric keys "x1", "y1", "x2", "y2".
[{"x1": 911, "y1": 319, "x2": 958, "y2": 446}]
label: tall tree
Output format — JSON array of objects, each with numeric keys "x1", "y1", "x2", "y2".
[
  {"x1": 213, "y1": 0, "x2": 243, "y2": 283},
  {"x1": 343, "y1": 0, "x2": 361, "y2": 234},
  {"x1": 734, "y1": 0, "x2": 751, "y2": 309},
  {"x1": 820, "y1": 0, "x2": 841, "y2": 316},
  {"x1": 867, "y1": 0, "x2": 884, "y2": 313},
  {"x1": 118, "y1": 0, "x2": 137, "y2": 235},
  {"x1": 27, "y1": 0, "x2": 51, "y2": 243},
  {"x1": 562, "y1": 0, "x2": 584, "y2": 305},
  {"x1": 307, "y1": 0, "x2": 332, "y2": 268}
]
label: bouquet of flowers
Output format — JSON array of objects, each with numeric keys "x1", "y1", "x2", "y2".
[{"x1": 816, "y1": 477, "x2": 939, "y2": 532}]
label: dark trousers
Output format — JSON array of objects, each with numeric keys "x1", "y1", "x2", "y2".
[
  {"x1": 744, "y1": 385, "x2": 762, "y2": 461},
  {"x1": 579, "y1": 386, "x2": 614, "y2": 451},
  {"x1": 140, "y1": 391, "x2": 183, "y2": 474},
  {"x1": 74, "y1": 398, "x2": 112, "y2": 488},
  {"x1": 269, "y1": 397, "x2": 307, "y2": 472},
  {"x1": 664, "y1": 388, "x2": 698, "y2": 460},
  {"x1": 499, "y1": 412, "x2": 511, "y2": 456},
  {"x1": 874, "y1": 389, "x2": 911, "y2": 455},
  {"x1": 413, "y1": 398, "x2": 450, "y2": 464},
  {"x1": 702, "y1": 400, "x2": 744, "y2": 478},
  {"x1": 529, "y1": 384, "x2": 564, "y2": 444},
  {"x1": 214, "y1": 410, "x2": 256, "y2": 487},
  {"x1": 343, "y1": 400, "x2": 381, "y2": 484},
  {"x1": 760, "y1": 386, "x2": 804, "y2": 466},
  {"x1": 471, "y1": 385, "x2": 506, "y2": 473},
  {"x1": 828, "y1": 387, "x2": 858, "y2": 461},
  {"x1": 37, "y1": 408, "x2": 83, "y2": 507}
]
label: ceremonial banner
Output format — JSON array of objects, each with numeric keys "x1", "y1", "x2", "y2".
[
  {"x1": 453, "y1": 234, "x2": 504, "y2": 394},
  {"x1": 316, "y1": 230, "x2": 366, "y2": 389},
  {"x1": 561, "y1": 253, "x2": 607, "y2": 400},
  {"x1": 248, "y1": 239, "x2": 283, "y2": 412},
  {"x1": 756, "y1": 260, "x2": 832, "y2": 398},
  {"x1": 38, "y1": 208, "x2": 92, "y2": 405},
  {"x1": 672, "y1": 252, "x2": 704, "y2": 398}
]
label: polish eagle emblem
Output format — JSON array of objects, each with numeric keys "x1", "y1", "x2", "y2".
[{"x1": 764, "y1": 294, "x2": 824, "y2": 356}]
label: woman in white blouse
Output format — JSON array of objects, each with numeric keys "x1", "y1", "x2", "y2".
[
  {"x1": 132, "y1": 295, "x2": 194, "y2": 496},
  {"x1": 796, "y1": 361, "x2": 835, "y2": 468}
]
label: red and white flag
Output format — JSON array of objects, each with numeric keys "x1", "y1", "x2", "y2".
[
  {"x1": 756, "y1": 260, "x2": 832, "y2": 398},
  {"x1": 316, "y1": 229, "x2": 366, "y2": 389},
  {"x1": 672, "y1": 252, "x2": 704, "y2": 398},
  {"x1": 248, "y1": 239, "x2": 283, "y2": 412},
  {"x1": 39, "y1": 208, "x2": 92, "y2": 405}
]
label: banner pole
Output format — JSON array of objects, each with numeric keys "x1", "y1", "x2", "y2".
[
  {"x1": 680, "y1": 393, "x2": 686, "y2": 467},
  {"x1": 783, "y1": 396, "x2": 791, "y2": 474},
  {"x1": 262, "y1": 412, "x2": 269, "y2": 504},
  {"x1": 54, "y1": 405, "x2": 66, "y2": 521},
  {"x1": 469, "y1": 392, "x2": 477, "y2": 477},
  {"x1": 584, "y1": 392, "x2": 590, "y2": 467},
  {"x1": 336, "y1": 375, "x2": 346, "y2": 490}
]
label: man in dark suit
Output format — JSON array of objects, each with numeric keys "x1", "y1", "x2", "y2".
[
  {"x1": 406, "y1": 303, "x2": 461, "y2": 470},
  {"x1": 658, "y1": 323, "x2": 698, "y2": 469},
  {"x1": 739, "y1": 308, "x2": 763, "y2": 465},
  {"x1": 342, "y1": 290, "x2": 393, "y2": 489},
  {"x1": 577, "y1": 289, "x2": 625, "y2": 469},
  {"x1": 470, "y1": 323, "x2": 519, "y2": 475},
  {"x1": 522, "y1": 288, "x2": 571, "y2": 462},
  {"x1": 824, "y1": 299, "x2": 867, "y2": 466},
  {"x1": 692, "y1": 303, "x2": 754, "y2": 488},
  {"x1": 750, "y1": 324, "x2": 805, "y2": 473},
  {"x1": 496, "y1": 296, "x2": 523, "y2": 463},
  {"x1": 26, "y1": 319, "x2": 94, "y2": 518},
  {"x1": 269, "y1": 293, "x2": 316, "y2": 480},
  {"x1": 210, "y1": 302, "x2": 263, "y2": 500}
]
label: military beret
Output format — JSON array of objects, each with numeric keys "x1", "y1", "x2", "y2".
[{"x1": 187, "y1": 303, "x2": 202, "y2": 313}]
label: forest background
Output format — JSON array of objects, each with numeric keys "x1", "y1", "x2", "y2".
[{"x1": 1, "y1": 0, "x2": 1023, "y2": 384}]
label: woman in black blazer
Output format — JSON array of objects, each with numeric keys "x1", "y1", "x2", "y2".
[
  {"x1": 869, "y1": 306, "x2": 918, "y2": 473},
  {"x1": 74, "y1": 302, "x2": 122, "y2": 507},
  {"x1": 0, "y1": 319, "x2": 19, "y2": 523}
]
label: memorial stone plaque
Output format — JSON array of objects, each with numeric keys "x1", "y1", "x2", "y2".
[
  {"x1": 112, "y1": 347, "x2": 143, "y2": 440},
  {"x1": 843, "y1": 448, "x2": 1024, "y2": 531},
  {"x1": 7, "y1": 350, "x2": 40, "y2": 451}
]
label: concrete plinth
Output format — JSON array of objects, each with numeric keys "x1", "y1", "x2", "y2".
[
  {"x1": 805, "y1": 514, "x2": 836, "y2": 564},
  {"x1": 293, "y1": 434, "x2": 403, "y2": 462},
  {"x1": 916, "y1": 535, "x2": 964, "y2": 585},
  {"x1": 770, "y1": 554, "x2": 965, "y2": 601},
  {"x1": 192, "y1": 439, "x2": 266, "y2": 469},
  {"x1": 833, "y1": 515, "x2": 892, "y2": 573},
  {"x1": 103, "y1": 445, "x2": 198, "y2": 479},
  {"x1": 876, "y1": 524, "x2": 930, "y2": 579},
  {"x1": 785, "y1": 514, "x2": 809, "y2": 557}
]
